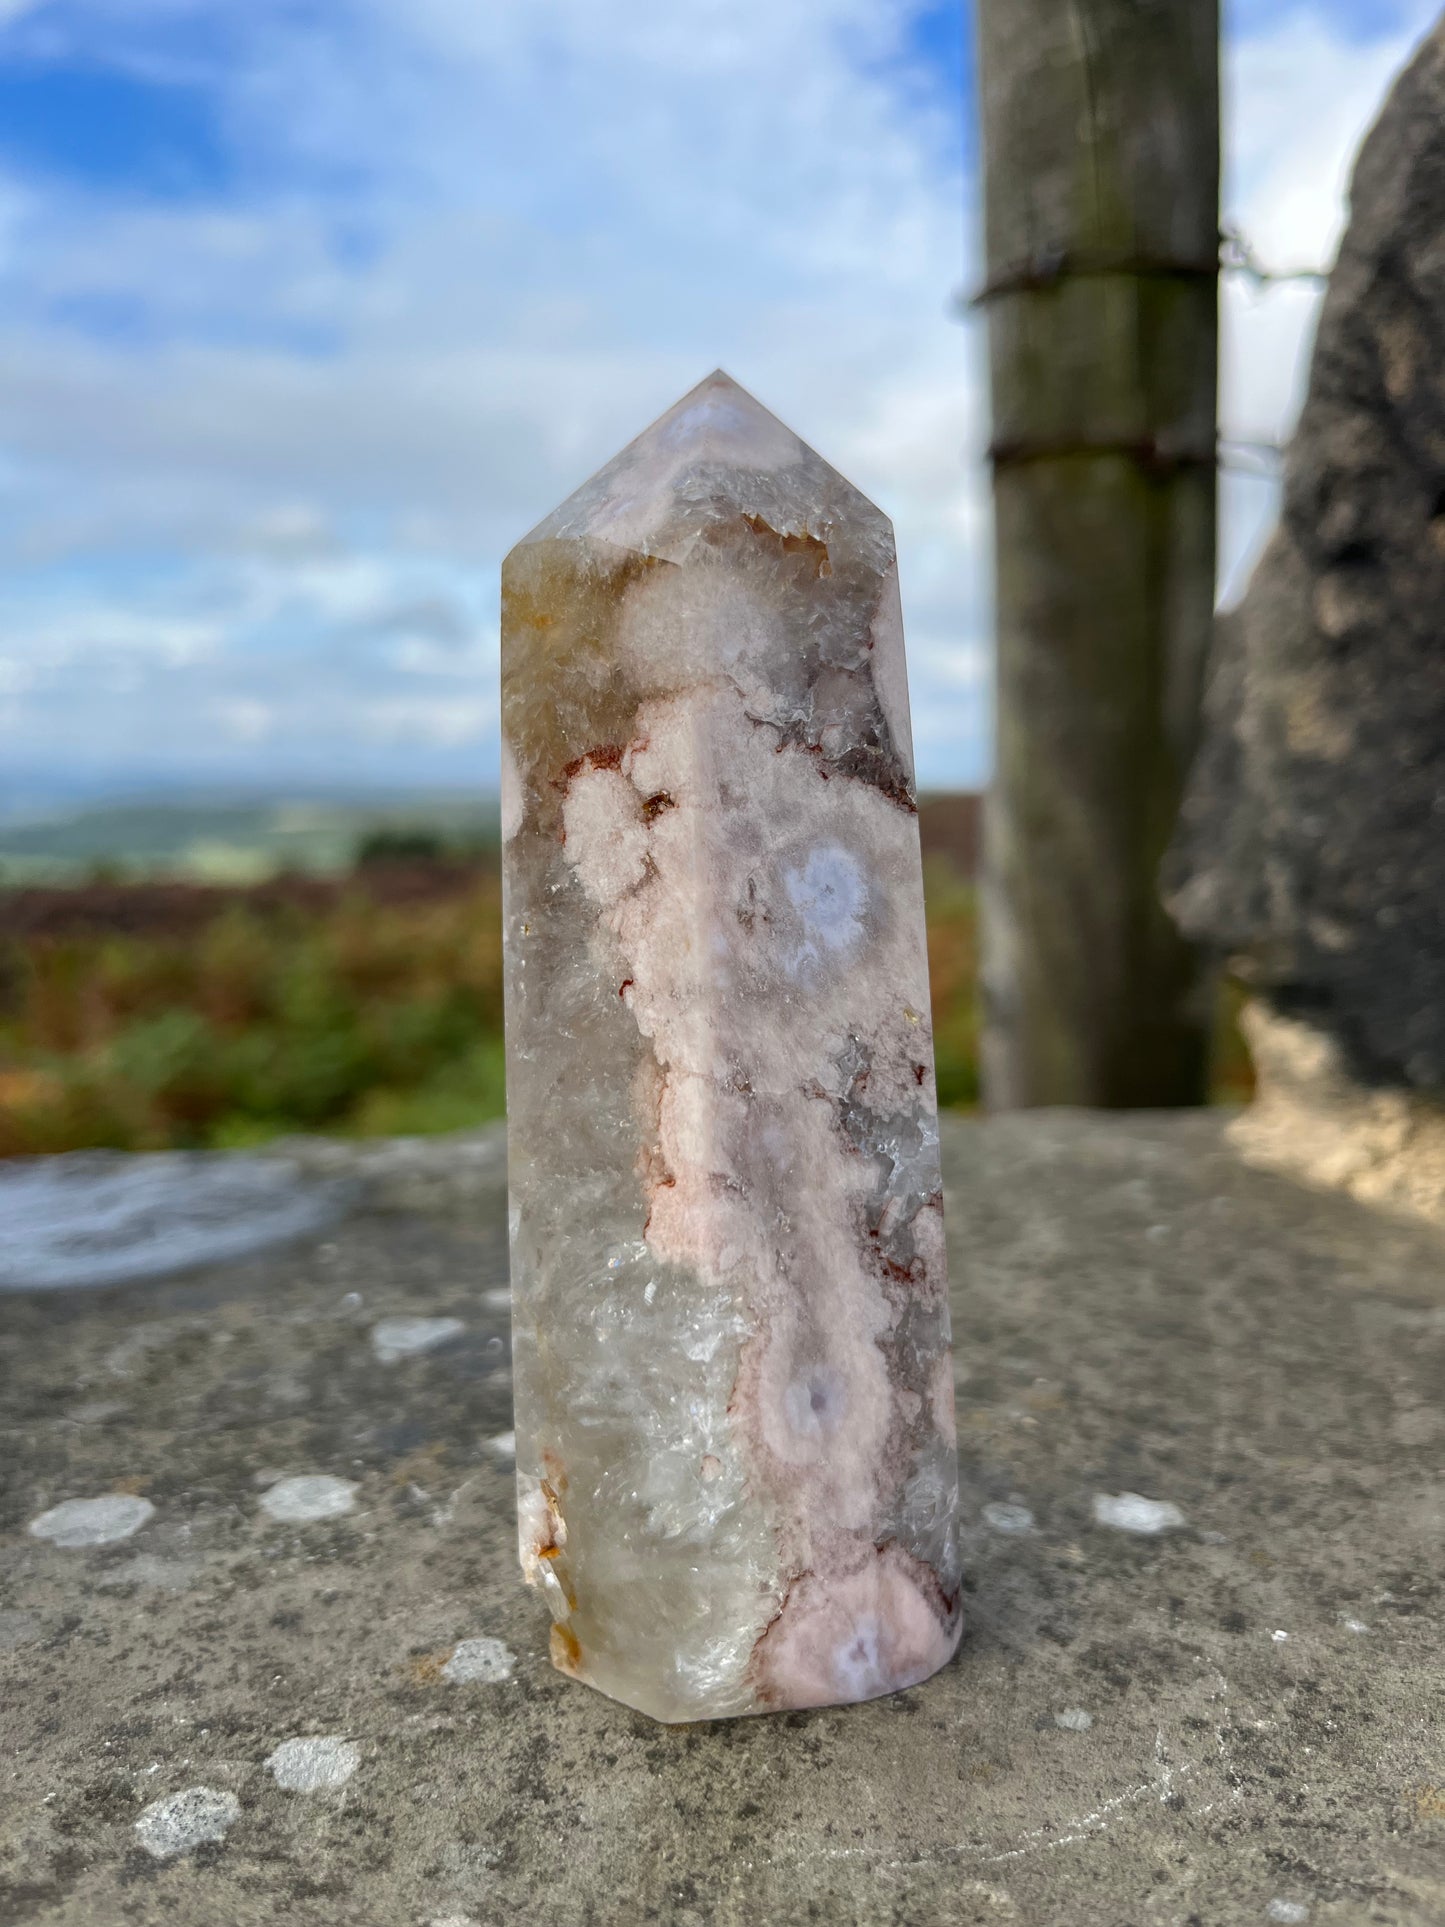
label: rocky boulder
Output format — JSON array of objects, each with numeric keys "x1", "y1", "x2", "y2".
[{"x1": 1167, "y1": 21, "x2": 1445, "y2": 1105}]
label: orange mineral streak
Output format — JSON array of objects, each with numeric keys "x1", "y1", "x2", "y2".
[
  {"x1": 535, "y1": 1476, "x2": 567, "y2": 1555},
  {"x1": 525, "y1": 1469, "x2": 579, "y2": 1614},
  {"x1": 551, "y1": 1623, "x2": 584, "y2": 1676},
  {"x1": 741, "y1": 511, "x2": 834, "y2": 578}
]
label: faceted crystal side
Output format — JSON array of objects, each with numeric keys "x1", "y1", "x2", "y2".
[{"x1": 501, "y1": 371, "x2": 961, "y2": 1722}]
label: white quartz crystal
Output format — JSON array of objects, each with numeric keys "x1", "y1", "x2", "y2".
[{"x1": 501, "y1": 371, "x2": 961, "y2": 1721}]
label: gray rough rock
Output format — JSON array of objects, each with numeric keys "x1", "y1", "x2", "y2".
[
  {"x1": 1167, "y1": 21, "x2": 1445, "y2": 1094},
  {"x1": 1, "y1": 1116, "x2": 1441, "y2": 1925},
  {"x1": 1232, "y1": 999, "x2": 1445, "y2": 1224}
]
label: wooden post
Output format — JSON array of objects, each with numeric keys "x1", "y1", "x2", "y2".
[{"x1": 976, "y1": 0, "x2": 1219, "y2": 1108}]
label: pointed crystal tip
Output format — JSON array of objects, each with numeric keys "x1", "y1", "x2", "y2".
[
  {"x1": 639, "y1": 368, "x2": 803, "y2": 467},
  {"x1": 509, "y1": 369, "x2": 881, "y2": 558}
]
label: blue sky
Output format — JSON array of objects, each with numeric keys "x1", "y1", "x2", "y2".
[{"x1": 0, "y1": 0, "x2": 1437, "y2": 809}]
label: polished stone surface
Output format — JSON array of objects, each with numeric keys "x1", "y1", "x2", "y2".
[
  {"x1": 1, "y1": 1113, "x2": 1441, "y2": 1925},
  {"x1": 501, "y1": 372, "x2": 958, "y2": 1719},
  {"x1": 0, "y1": 1153, "x2": 354, "y2": 1292}
]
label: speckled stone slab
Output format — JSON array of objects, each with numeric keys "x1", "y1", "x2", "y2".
[{"x1": 499, "y1": 371, "x2": 960, "y2": 1722}]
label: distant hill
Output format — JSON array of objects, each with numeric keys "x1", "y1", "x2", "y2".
[{"x1": 0, "y1": 792, "x2": 501, "y2": 884}]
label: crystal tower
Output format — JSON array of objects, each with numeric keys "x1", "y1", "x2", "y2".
[{"x1": 501, "y1": 371, "x2": 961, "y2": 1721}]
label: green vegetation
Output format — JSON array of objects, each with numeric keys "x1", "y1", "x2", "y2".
[
  {"x1": 0, "y1": 842, "x2": 1250, "y2": 1158},
  {"x1": 923, "y1": 859, "x2": 981, "y2": 1109},
  {"x1": 0, "y1": 876, "x2": 506, "y2": 1156}
]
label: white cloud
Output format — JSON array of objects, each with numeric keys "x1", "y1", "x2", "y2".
[
  {"x1": 1225, "y1": 4, "x2": 1432, "y2": 268},
  {"x1": 0, "y1": 0, "x2": 1434, "y2": 796},
  {"x1": 354, "y1": 694, "x2": 497, "y2": 746},
  {"x1": 214, "y1": 697, "x2": 272, "y2": 742},
  {"x1": 1218, "y1": 1, "x2": 1440, "y2": 595}
]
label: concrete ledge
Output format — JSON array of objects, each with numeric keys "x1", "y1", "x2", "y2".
[{"x1": 1, "y1": 1113, "x2": 1441, "y2": 1925}]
